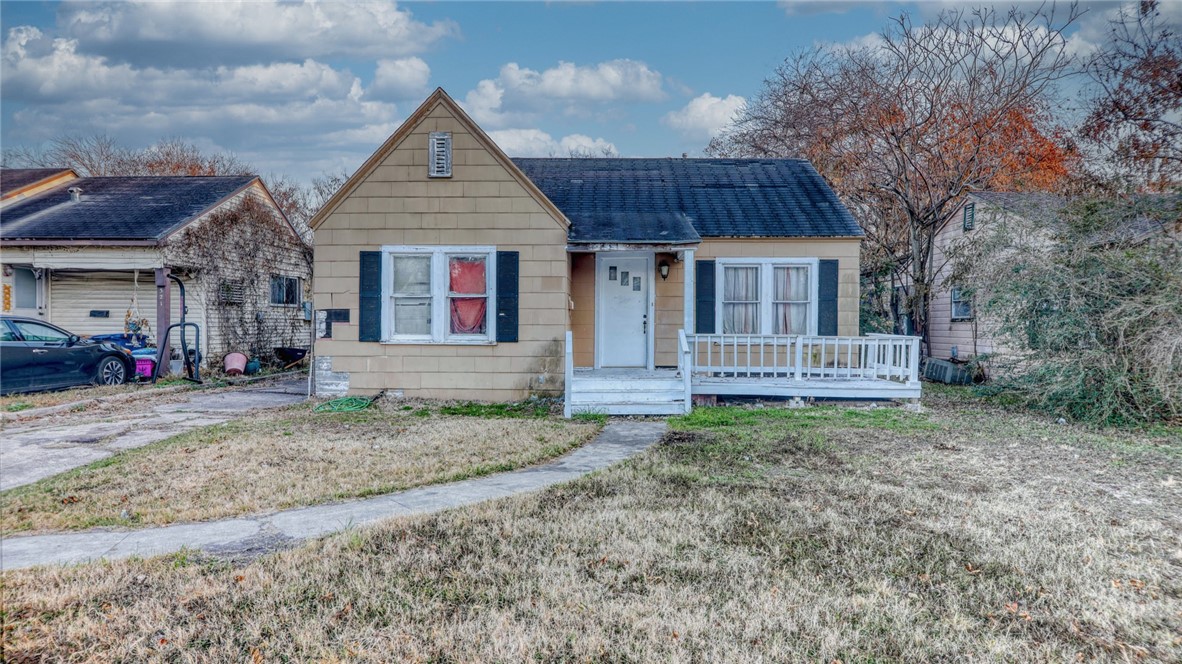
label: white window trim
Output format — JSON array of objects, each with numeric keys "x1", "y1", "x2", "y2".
[
  {"x1": 951, "y1": 286, "x2": 974, "y2": 322},
  {"x1": 269, "y1": 275, "x2": 301, "y2": 308},
  {"x1": 380, "y1": 245, "x2": 496, "y2": 345},
  {"x1": 715, "y1": 258, "x2": 820, "y2": 336}
]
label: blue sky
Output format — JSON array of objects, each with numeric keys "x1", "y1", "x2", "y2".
[{"x1": 0, "y1": 1, "x2": 1133, "y2": 184}]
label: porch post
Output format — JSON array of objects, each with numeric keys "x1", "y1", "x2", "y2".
[
  {"x1": 682, "y1": 248, "x2": 695, "y2": 334},
  {"x1": 154, "y1": 267, "x2": 171, "y2": 375}
]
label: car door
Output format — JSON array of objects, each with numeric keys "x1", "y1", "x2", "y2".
[
  {"x1": 0, "y1": 319, "x2": 33, "y2": 393},
  {"x1": 8, "y1": 320, "x2": 81, "y2": 390}
]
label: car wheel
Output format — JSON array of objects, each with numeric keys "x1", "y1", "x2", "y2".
[{"x1": 96, "y1": 356, "x2": 127, "y2": 386}]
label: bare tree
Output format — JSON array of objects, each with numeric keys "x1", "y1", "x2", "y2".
[
  {"x1": 2, "y1": 134, "x2": 253, "y2": 178},
  {"x1": 708, "y1": 4, "x2": 1080, "y2": 351},
  {"x1": 1081, "y1": 0, "x2": 1182, "y2": 191}
]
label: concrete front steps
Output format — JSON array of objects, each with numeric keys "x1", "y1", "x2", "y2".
[{"x1": 567, "y1": 368, "x2": 689, "y2": 416}]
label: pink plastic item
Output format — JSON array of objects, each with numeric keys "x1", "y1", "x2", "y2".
[
  {"x1": 134, "y1": 358, "x2": 155, "y2": 378},
  {"x1": 223, "y1": 352, "x2": 248, "y2": 376}
]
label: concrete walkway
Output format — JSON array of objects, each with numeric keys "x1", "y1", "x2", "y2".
[
  {"x1": 0, "y1": 421, "x2": 666, "y2": 571},
  {"x1": 0, "y1": 378, "x2": 307, "y2": 490}
]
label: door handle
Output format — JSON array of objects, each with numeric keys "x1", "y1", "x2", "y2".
[
  {"x1": 643, "y1": 314, "x2": 648, "y2": 334},
  {"x1": 33, "y1": 349, "x2": 49, "y2": 354}
]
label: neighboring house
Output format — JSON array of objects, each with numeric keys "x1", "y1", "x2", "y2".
[
  {"x1": 310, "y1": 89, "x2": 921, "y2": 415},
  {"x1": 0, "y1": 169, "x2": 311, "y2": 366},
  {"x1": 928, "y1": 190, "x2": 1180, "y2": 363}
]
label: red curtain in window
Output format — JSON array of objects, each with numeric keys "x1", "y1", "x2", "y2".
[{"x1": 449, "y1": 257, "x2": 487, "y2": 334}]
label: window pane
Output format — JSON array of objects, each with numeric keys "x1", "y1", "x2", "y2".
[
  {"x1": 449, "y1": 256, "x2": 486, "y2": 294},
  {"x1": 13, "y1": 268, "x2": 36, "y2": 309},
  {"x1": 14, "y1": 321, "x2": 69, "y2": 342},
  {"x1": 391, "y1": 256, "x2": 431, "y2": 295},
  {"x1": 774, "y1": 266, "x2": 809, "y2": 301},
  {"x1": 393, "y1": 297, "x2": 431, "y2": 335},
  {"x1": 450, "y1": 297, "x2": 487, "y2": 334},
  {"x1": 723, "y1": 267, "x2": 758, "y2": 301},
  {"x1": 774, "y1": 303, "x2": 809, "y2": 335},
  {"x1": 722, "y1": 304, "x2": 758, "y2": 334}
]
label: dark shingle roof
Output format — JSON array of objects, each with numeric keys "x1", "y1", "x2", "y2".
[
  {"x1": 1, "y1": 168, "x2": 74, "y2": 197},
  {"x1": 0, "y1": 176, "x2": 256, "y2": 242},
  {"x1": 512, "y1": 158, "x2": 862, "y2": 243}
]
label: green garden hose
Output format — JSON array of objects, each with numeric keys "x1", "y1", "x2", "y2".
[{"x1": 314, "y1": 394, "x2": 379, "y2": 413}]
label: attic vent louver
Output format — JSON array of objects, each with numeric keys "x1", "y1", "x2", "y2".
[{"x1": 428, "y1": 131, "x2": 452, "y2": 178}]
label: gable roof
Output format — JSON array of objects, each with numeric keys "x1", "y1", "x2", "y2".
[
  {"x1": 309, "y1": 87, "x2": 568, "y2": 231},
  {"x1": 1, "y1": 168, "x2": 77, "y2": 200},
  {"x1": 0, "y1": 175, "x2": 260, "y2": 244},
  {"x1": 512, "y1": 158, "x2": 863, "y2": 242}
]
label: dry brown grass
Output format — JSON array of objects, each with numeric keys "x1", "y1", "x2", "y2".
[
  {"x1": 0, "y1": 378, "x2": 193, "y2": 413},
  {"x1": 1, "y1": 405, "x2": 599, "y2": 533},
  {"x1": 3, "y1": 392, "x2": 1180, "y2": 662}
]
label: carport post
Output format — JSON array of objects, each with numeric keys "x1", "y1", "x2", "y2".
[{"x1": 154, "y1": 267, "x2": 171, "y2": 375}]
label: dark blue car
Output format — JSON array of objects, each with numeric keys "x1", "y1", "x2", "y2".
[{"x1": 0, "y1": 316, "x2": 135, "y2": 395}]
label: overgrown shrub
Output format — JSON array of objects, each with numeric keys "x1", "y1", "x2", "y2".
[{"x1": 965, "y1": 195, "x2": 1181, "y2": 426}]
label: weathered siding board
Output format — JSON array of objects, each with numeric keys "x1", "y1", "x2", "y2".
[
  {"x1": 163, "y1": 181, "x2": 312, "y2": 359},
  {"x1": 47, "y1": 269, "x2": 208, "y2": 353},
  {"x1": 312, "y1": 97, "x2": 569, "y2": 400},
  {"x1": 928, "y1": 198, "x2": 996, "y2": 361}
]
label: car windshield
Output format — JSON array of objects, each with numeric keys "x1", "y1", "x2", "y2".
[{"x1": 12, "y1": 321, "x2": 70, "y2": 343}]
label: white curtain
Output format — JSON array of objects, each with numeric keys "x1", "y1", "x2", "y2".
[
  {"x1": 391, "y1": 255, "x2": 431, "y2": 335},
  {"x1": 774, "y1": 266, "x2": 809, "y2": 335},
  {"x1": 722, "y1": 266, "x2": 759, "y2": 334}
]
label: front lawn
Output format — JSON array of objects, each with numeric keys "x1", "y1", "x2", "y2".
[
  {"x1": 3, "y1": 395, "x2": 1179, "y2": 661},
  {"x1": 1, "y1": 403, "x2": 599, "y2": 533}
]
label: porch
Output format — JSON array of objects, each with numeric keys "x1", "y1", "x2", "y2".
[{"x1": 564, "y1": 331, "x2": 922, "y2": 416}]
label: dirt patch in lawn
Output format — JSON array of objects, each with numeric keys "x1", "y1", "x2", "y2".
[
  {"x1": 3, "y1": 400, "x2": 1180, "y2": 662},
  {"x1": 1, "y1": 406, "x2": 599, "y2": 533}
]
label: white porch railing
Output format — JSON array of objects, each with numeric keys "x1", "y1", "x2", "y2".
[
  {"x1": 563, "y1": 330, "x2": 574, "y2": 418},
  {"x1": 687, "y1": 332, "x2": 921, "y2": 385},
  {"x1": 677, "y1": 329, "x2": 693, "y2": 413}
]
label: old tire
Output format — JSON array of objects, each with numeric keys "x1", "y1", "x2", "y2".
[{"x1": 96, "y1": 356, "x2": 128, "y2": 386}]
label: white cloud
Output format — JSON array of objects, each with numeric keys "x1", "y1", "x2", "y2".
[
  {"x1": 0, "y1": 25, "x2": 398, "y2": 183},
  {"x1": 1, "y1": 28, "x2": 359, "y2": 104},
  {"x1": 368, "y1": 57, "x2": 430, "y2": 100},
  {"x1": 463, "y1": 59, "x2": 665, "y2": 129},
  {"x1": 662, "y1": 93, "x2": 746, "y2": 140},
  {"x1": 487, "y1": 129, "x2": 617, "y2": 157},
  {"x1": 57, "y1": 0, "x2": 458, "y2": 65}
]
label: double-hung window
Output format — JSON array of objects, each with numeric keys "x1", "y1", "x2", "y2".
[
  {"x1": 717, "y1": 259, "x2": 818, "y2": 335},
  {"x1": 384, "y1": 246, "x2": 495, "y2": 343},
  {"x1": 951, "y1": 287, "x2": 974, "y2": 321},
  {"x1": 269, "y1": 275, "x2": 300, "y2": 306}
]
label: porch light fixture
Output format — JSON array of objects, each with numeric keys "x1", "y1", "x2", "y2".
[{"x1": 658, "y1": 261, "x2": 670, "y2": 280}]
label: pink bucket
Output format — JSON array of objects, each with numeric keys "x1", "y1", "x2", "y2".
[{"x1": 223, "y1": 352, "x2": 248, "y2": 376}]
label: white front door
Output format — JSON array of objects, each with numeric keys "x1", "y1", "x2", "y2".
[{"x1": 597, "y1": 255, "x2": 650, "y2": 368}]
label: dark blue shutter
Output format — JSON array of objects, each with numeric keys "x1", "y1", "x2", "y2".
[
  {"x1": 495, "y1": 251, "x2": 519, "y2": 342},
  {"x1": 358, "y1": 251, "x2": 382, "y2": 342},
  {"x1": 818, "y1": 259, "x2": 839, "y2": 336},
  {"x1": 695, "y1": 260, "x2": 715, "y2": 334}
]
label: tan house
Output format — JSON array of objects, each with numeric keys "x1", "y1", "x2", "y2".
[
  {"x1": 310, "y1": 89, "x2": 922, "y2": 414},
  {"x1": 0, "y1": 169, "x2": 310, "y2": 368}
]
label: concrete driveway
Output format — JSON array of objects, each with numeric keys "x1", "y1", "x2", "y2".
[{"x1": 0, "y1": 378, "x2": 307, "y2": 490}]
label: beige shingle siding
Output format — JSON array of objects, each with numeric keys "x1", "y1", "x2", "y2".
[{"x1": 313, "y1": 102, "x2": 569, "y2": 400}]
